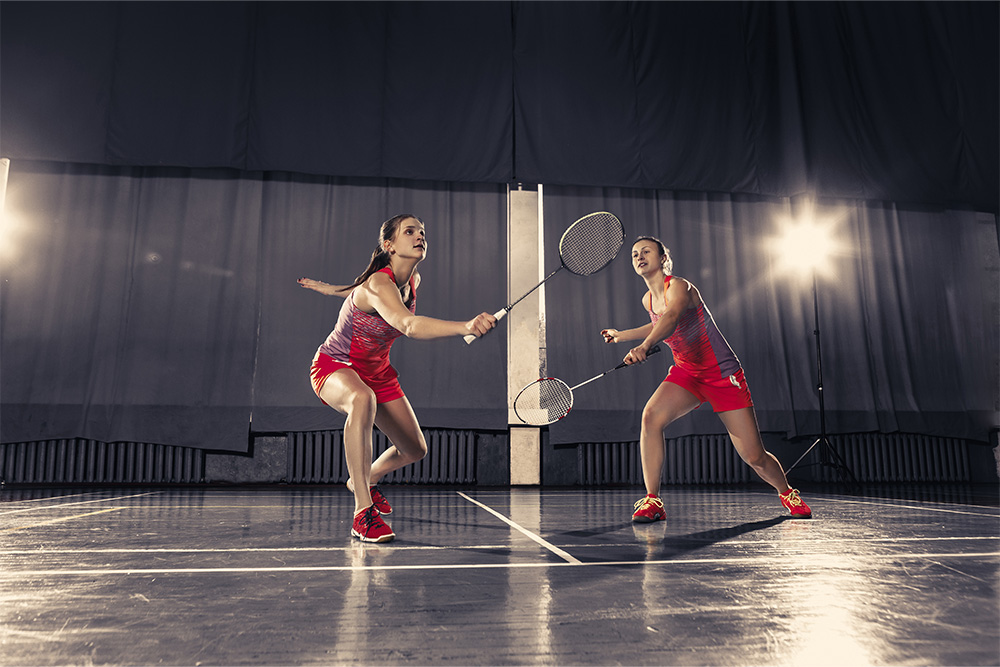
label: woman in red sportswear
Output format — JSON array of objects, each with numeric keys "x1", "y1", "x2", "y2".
[
  {"x1": 299, "y1": 214, "x2": 496, "y2": 542},
  {"x1": 601, "y1": 236, "x2": 811, "y2": 522}
]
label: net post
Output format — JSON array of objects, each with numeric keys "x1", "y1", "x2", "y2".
[{"x1": 508, "y1": 184, "x2": 544, "y2": 485}]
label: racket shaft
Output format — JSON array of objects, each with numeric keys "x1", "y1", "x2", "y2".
[
  {"x1": 570, "y1": 371, "x2": 613, "y2": 392},
  {"x1": 506, "y1": 266, "x2": 562, "y2": 311},
  {"x1": 569, "y1": 345, "x2": 662, "y2": 390},
  {"x1": 464, "y1": 267, "x2": 561, "y2": 345}
]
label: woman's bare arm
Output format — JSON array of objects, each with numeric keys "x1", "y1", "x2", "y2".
[
  {"x1": 357, "y1": 271, "x2": 494, "y2": 340},
  {"x1": 297, "y1": 278, "x2": 355, "y2": 297}
]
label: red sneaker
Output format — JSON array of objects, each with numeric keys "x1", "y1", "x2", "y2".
[
  {"x1": 632, "y1": 494, "x2": 666, "y2": 523},
  {"x1": 779, "y1": 488, "x2": 812, "y2": 518},
  {"x1": 370, "y1": 484, "x2": 392, "y2": 515},
  {"x1": 352, "y1": 506, "x2": 395, "y2": 542}
]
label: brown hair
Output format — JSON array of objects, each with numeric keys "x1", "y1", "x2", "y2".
[{"x1": 348, "y1": 214, "x2": 422, "y2": 289}]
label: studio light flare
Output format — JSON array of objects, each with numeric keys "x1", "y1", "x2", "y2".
[
  {"x1": 769, "y1": 206, "x2": 847, "y2": 279},
  {"x1": 0, "y1": 208, "x2": 27, "y2": 263}
]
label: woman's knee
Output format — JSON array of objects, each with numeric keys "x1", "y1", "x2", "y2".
[
  {"x1": 345, "y1": 388, "x2": 378, "y2": 421},
  {"x1": 402, "y1": 433, "x2": 428, "y2": 463},
  {"x1": 641, "y1": 403, "x2": 671, "y2": 433},
  {"x1": 320, "y1": 370, "x2": 378, "y2": 420},
  {"x1": 641, "y1": 383, "x2": 697, "y2": 434},
  {"x1": 738, "y1": 444, "x2": 770, "y2": 469}
]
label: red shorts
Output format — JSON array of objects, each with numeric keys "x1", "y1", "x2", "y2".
[
  {"x1": 310, "y1": 352, "x2": 405, "y2": 405},
  {"x1": 665, "y1": 365, "x2": 753, "y2": 412}
]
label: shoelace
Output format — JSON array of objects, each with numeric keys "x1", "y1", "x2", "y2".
[
  {"x1": 356, "y1": 506, "x2": 380, "y2": 533},
  {"x1": 782, "y1": 490, "x2": 803, "y2": 506},
  {"x1": 634, "y1": 496, "x2": 662, "y2": 511}
]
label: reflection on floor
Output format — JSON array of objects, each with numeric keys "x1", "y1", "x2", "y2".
[{"x1": 2, "y1": 484, "x2": 997, "y2": 666}]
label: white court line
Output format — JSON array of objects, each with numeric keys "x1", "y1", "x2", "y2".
[
  {"x1": 0, "y1": 491, "x2": 162, "y2": 516},
  {"x1": 457, "y1": 491, "x2": 582, "y2": 564},
  {"x1": 0, "y1": 545, "x2": 521, "y2": 555},
  {"x1": 826, "y1": 496, "x2": 999, "y2": 518},
  {"x1": 0, "y1": 535, "x2": 995, "y2": 556},
  {"x1": 0, "y1": 491, "x2": 100, "y2": 504},
  {"x1": 1, "y1": 551, "x2": 996, "y2": 577},
  {"x1": 0, "y1": 507, "x2": 127, "y2": 533}
]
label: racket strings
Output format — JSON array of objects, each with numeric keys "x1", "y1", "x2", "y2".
[
  {"x1": 559, "y1": 212, "x2": 624, "y2": 275},
  {"x1": 513, "y1": 378, "x2": 573, "y2": 425}
]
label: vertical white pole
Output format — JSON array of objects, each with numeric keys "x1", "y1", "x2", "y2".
[
  {"x1": 508, "y1": 184, "x2": 544, "y2": 485},
  {"x1": 0, "y1": 158, "x2": 9, "y2": 215}
]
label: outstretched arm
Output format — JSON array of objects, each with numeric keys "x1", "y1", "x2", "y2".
[
  {"x1": 358, "y1": 271, "x2": 495, "y2": 340},
  {"x1": 601, "y1": 323, "x2": 653, "y2": 344},
  {"x1": 297, "y1": 277, "x2": 355, "y2": 298}
]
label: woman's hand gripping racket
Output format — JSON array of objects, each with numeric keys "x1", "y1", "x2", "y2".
[
  {"x1": 464, "y1": 211, "x2": 624, "y2": 343},
  {"x1": 513, "y1": 345, "x2": 662, "y2": 425}
]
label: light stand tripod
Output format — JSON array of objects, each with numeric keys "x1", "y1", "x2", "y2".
[{"x1": 785, "y1": 273, "x2": 860, "y2": 488}]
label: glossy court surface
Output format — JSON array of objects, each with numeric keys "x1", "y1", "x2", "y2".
[{"x1": 1, "y1": 484, "x2": 998, "y2": 666}]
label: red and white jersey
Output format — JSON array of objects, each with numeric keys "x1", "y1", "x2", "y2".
[
  {"x1": 647, "y1": 275, "x2": 741, "y2": 380},
  {"x1": 318, "y1": 266, "x2": 415, "y2": 380}
]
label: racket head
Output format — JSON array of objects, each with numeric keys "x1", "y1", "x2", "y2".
[
  {"x1": 558, "y1": 211, "x2": 625, "y2": 276},
  {"x1": 513, "y1": 377, "x2": 574, "y2": 426}
]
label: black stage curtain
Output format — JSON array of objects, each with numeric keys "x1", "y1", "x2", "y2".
[
  {"x1": 1, "y1": 2, "x2": 995, "y2": 212},
  {"x1": 514, "y1": 1, "x2": 998, "y2": 212},
  {"x1": 0, "y1": 1, "x2": 514, "y2": 185},
  {"x1": 0, "y1": 162, "x2": 508, "y2": 451},
  {"x1": 542, "y1": 187, "x2": 999, "y2": 444}
]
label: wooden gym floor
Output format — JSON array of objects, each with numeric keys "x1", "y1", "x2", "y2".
[{"x1": 1, "y1": 484, "x2": 997, "y2": 666}]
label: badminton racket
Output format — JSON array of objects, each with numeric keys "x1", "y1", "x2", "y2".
[
  {"x1": 513, "y1": 345, "x2": 662, "y2": 425},
  {"x1": 464, "y1": 211, "x2": 624, "y2": 344}
]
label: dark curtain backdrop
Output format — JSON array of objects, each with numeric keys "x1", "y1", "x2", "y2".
[
  {"x1": 541, "y1": 187, "x2": 999, "y2": 444},
  {"x1": 1, "y1": 1, "x2": 997, "y2": 451},
  {"x1": 2, "y1": 1, "x2": 996, "y2": 213},
  {"x1": 0, "y1": 162, "x2": 507, "y2": 450},
  {"x1": 0, "y1": 163, "x2": 261, "y2": 450}
]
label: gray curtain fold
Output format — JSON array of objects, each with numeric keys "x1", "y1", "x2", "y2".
[
  {"x1": 1, "y1": 165, "x2": 995, "y2": 450},
  {"x1": 0, "y1": 163, "x2": 508, "y2": 451},
  {"x1": 0, "y1": 163, "x2": 262, "y2": 451}
]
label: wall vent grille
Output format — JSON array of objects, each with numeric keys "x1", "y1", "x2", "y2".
[
  {"x1": 579, "y1": 433, "x2": 971, "y2": 485},
  {"x1": 581, "y1": 434, "x2": 751, "y2": 485},
  {"x1": 288, "y1": 429, "x2": 476, "y2": 484},
  {"x1": 0, "y1": 439, "x2": 205, "y2": 484}
]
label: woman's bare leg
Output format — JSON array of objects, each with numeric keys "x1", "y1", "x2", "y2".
[
  {"x1": 640, "y1": 381, "x2": 701, "y2": 496},
  {"x1": 717, "y1": 406, "x2": 791, "y2": 493},
  {"x1": 318, "y1": 369, "x2": 378, "y2": 513},
  {"x1": 369, "y1": 396, "x2": 427, "y2": 484}
]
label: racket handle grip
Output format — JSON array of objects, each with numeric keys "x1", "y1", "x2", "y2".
[
  {"x1": 613, "y1": 343, "x2": 663, "y2": 369},
  {"x1": 463, "y1": 308, "x2": 508, "y2": 345}
]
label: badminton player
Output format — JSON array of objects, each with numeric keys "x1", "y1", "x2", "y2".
[
  {"x1": 299, "y1": 214, "x2": 495, "y2": 542},
  {"x1": 601, "y1": 236, "x2": 811, "y2": 522}
]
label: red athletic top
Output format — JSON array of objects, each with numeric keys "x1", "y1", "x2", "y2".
[
  {"x1": 647, "y1": 275, "x2": 741, "y2": 380},
  {"x1": 317, "y1": 266, "x2": 415, "y2": 382}
]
